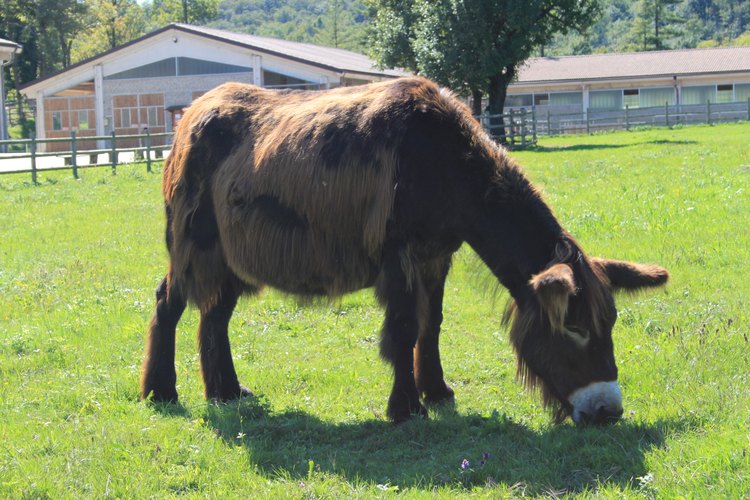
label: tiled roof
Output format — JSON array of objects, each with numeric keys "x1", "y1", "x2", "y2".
[
  {"x1": 19, "y1": 24, "x2": 405, "y2": 93},
  {"x1": 516, "y1": 46, "x2": 750, "y2": 84},
  {"x1": 177, "y1": 24, "x2": 405, "y2": 77}
]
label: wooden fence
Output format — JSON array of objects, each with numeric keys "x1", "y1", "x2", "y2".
[
  {"x1": 0, "y1": 130, "x2": 173, "y2": 183},
  {"x1": 478, "y1": 109, "x2": 537, "y2": 148},
  {"x1": 516, "y1": 98, "x2": 750, "y2": 136}
]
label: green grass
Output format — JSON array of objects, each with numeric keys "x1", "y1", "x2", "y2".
[{"x1": 1, "y1": 123, "x2": 748, "y2": 497}]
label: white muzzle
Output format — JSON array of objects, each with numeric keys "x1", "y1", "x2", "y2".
[{"x1": 568, "y1": 381, "x2": 623, "y2": 425}]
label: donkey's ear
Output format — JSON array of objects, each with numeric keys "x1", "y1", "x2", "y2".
[
  {"x1": 593, "y1": 258, "x2": 669, "y2": 290},
  {"x1": 530, "y1": 263, "x2": 576, "y2": 331}
]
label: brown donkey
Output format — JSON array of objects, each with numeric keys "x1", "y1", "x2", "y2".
[{"x1": 141, "y1": 77, "x2": 668, "y2": 425}]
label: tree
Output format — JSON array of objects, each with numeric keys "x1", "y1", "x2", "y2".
[
  {"x1": 732, "y1": 30, "x2": 750, "y2": 46},
  {"x1": 1, "y1": 0, "x2": 87, "y2": 76},
  {"x1": 312, "y1": 0, "x2": 368, "y2": 51},
  {"x1": 628, "y1": 0, "x2": 682, "y2": 50},
  {"x1": 144, "y1": 0, "x2": 220, "y2": 29},
  {"x1": 368, "y1": 0, "x2": 599, "y2": 125},
  {"x1": 1, "y1": 0, "x2": 86, "y2": 122},
  {"x1": 71, "y1": 0, "x2": 147, "y2": 61}
]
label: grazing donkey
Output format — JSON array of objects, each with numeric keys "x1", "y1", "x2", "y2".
[{"x1": 141, "y1": 77, "x2": 668, "y2": 425}]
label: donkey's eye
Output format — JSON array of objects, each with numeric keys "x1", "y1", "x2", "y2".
[{"x1": 563, "y1": 326, "x2": 590, "y2": 348}]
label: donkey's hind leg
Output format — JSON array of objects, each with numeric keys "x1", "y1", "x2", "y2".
[
  {"x1": 198, "y1": 280, "x2": 253, "y2": 401},
  {"x1": 414, "y1": 257, "x2": 455, "y2": 405},
  {"x1": 141, "y1": 276, "x2": 187, "y2": 402}
]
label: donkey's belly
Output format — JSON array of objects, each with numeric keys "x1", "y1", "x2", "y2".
[{"x1": 219, "y1": 195, "x2": 380, "y2": 297}]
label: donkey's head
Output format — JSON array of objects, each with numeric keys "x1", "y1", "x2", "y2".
[{"x1": 507, "y1": 239, "x2": 668, "y2": 425}]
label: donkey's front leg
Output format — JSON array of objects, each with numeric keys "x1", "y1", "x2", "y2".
[
  {"x1": 378, "y1": 244, "x2": 427, "y2": 423},
  {"x1": 198, "y1": 282, "x2": 251, "y2": 401},
  {"x1": 415, "y1": 257, "x2": 455, "y2": 405}
]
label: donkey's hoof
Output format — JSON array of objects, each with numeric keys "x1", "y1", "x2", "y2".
[
  {"x1": 387, "y1": 399, "x2": 428, "y2": 424},
  {"x1": 209, "y1": 383, "x2": 254, "y2": 402},
  {"x1": 423, "y1": 384, "x2": 455, "y2": 407},
  {"x1": 146, "y1": 387, "x2": 179, "y2": 404}
]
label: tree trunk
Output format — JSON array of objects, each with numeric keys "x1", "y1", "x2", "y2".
[
  {"x1": 2, "y1": 14, "x2": 25, "y2": 122},
  {"x1": 11, "y1": 57, "x2": 25, "y2": 122},
  {"x1": 471, "y1": 89, "x2": 483, "y2": 117},
  {"x1": 487, "y1": 65, "x2": 516, "y2": 144},
  {"x1": 60, "y1": 34, "x2": 72, "y2": 67}
]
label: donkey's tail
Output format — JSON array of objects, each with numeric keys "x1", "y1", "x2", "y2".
[{"x1": 161, "y1": 93, "x2": 249, "y2": 310}]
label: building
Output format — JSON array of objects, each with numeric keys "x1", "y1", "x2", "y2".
[
  {"x1": 19, "y1": 24, "x2": 405, "y2": 151},
  {"x1": 507, "y1": 46, "x2": 750, "y2": 116},
  {"x1": 1, "y1": 37, "x2": 22, "y2": 144}
]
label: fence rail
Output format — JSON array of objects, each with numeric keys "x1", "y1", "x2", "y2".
[
  {"x1": 478, "y1": 108, "x2": 537, "y2": 148},
  {"x1": 0, "y1": 130, "x2": 173, "y2": 182},
  {"x1": 517, "y1": 99, "x2": 750, "y2": 137}
]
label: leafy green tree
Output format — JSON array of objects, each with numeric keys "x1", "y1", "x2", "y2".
[
  {"x1": 1, "y1": 0, "x2": 86, "y2": 121},
  {"x1": 732, "y1": 30, "x2": 750, "y2": 46},
  {"x1": 368, "y1": 0, "x2": 599, "y2": 121},
  {"x1": 144, "y1": 0, "x2": 220, "y2": 29},
  {"x1": 1, "y1": 0, "x2": 28, "y2": 120},
  {"x1": 71, "y1": 0, "x2": 147, "y2": 61},
  {"x1": 2, "y1": 0, "x2": 86, "y2": 76}
]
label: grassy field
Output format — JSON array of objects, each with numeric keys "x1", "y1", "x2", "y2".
[{"x1": 1, "y1": 123, "x2": 748, "y2": 497}]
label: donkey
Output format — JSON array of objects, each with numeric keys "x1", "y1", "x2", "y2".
[{"x1": 141, "y1": 77, "x2": 668, "y2": 425}]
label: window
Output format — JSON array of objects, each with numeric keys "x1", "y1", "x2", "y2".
[
  {"x1": 52, "y1": 111, "x2": 63, "y2": 131},
  {"x1": 590, "y1": 90, "x2": 622, "y2": 110},
  {"x1": 112, "y1": 94, "x2": 163, "y2": 131},
  {"x1": 623, "y1": 89, "x2": 639, "y2": 109},
  {"x1": 534, "y1": 93, "x2": 550, "y2": 106},
  {"x1": 640, "y1": 87, "x2": 675, "y2": 107},
  {"x1": 263, "y1": 70, "x2": 314, "y2": 88},
  {"x1": 77, "y1": 110, "x2": 89, "y2": 130},
  {"x1": 147, "y1": 107, "x2": 158, "y2": 127},
  {"x1": 505, "y1": 94, "x2": 532, "y2": 107},
  {"x1": 548, "y1": 92, "x2": 583, "y2": 106},
  {"x1": 736, "y1": 83, "x2": 750, "y2": 102},
  {"x1": 176, "y1": 57, "x2": 252, "y2": 76},
  {"x1": 106, "y1": 58, "x2": 253, "y2": 80},
  {"x1": 107, "y1": 58, "x2": 177, "y2": 80},
  {"x1": 682, "y1": 86, "x2": 714, "y2": 105},
  {"x1": 121, "y1": 108, "x2": 131, "y2": 128},
  {"x1": 717, "y1": 84, "x2": 734, "y2": 103}
]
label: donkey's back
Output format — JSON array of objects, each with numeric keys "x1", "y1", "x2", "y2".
[{"x1": 163, "y1": 78, "x2": 453, "y2": 305}]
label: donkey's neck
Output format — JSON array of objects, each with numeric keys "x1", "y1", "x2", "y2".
[{"x1": 462, "y1": 160, "x2": 564, "y2": 303}]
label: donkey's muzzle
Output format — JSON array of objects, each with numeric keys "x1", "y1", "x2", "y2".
[
  {"x1": 574, "y1": 404, "x2": 623, "y2": 425},
  {"x1": 568, "y1": 380, "x2": 623, "y2": 426}
]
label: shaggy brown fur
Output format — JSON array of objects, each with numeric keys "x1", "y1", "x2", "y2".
[{"x1": 141, "y1": 76, "x2": 669, "y2": 425}]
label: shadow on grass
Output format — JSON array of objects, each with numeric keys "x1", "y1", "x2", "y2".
[
  {"x1": 198, "y1": 395, "x2": 697, "y2": 494},
  {"x1": 531, "y1": 139, "x2": 698, "y2": 153},
  {"x1": 149, "y1": 400, "x2": 193, "y2": 418}
]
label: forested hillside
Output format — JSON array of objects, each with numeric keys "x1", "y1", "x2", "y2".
[
  {"x1": 547, "y1": 0, "x2": 750, "y2": 55},
  {"x1": 209, "y1": 0, "x2": 369, "y2": 52},
  {"x1": 211, "y1": 0, "x2": 750, "y2": 57},
  {"x1": 1, "y1": 0, "x2": 749, "y2": 96}
]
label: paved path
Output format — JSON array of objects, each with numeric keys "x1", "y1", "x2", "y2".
[{"x1": 0, "y1": 151, "x2": 168, "y2": 174}]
